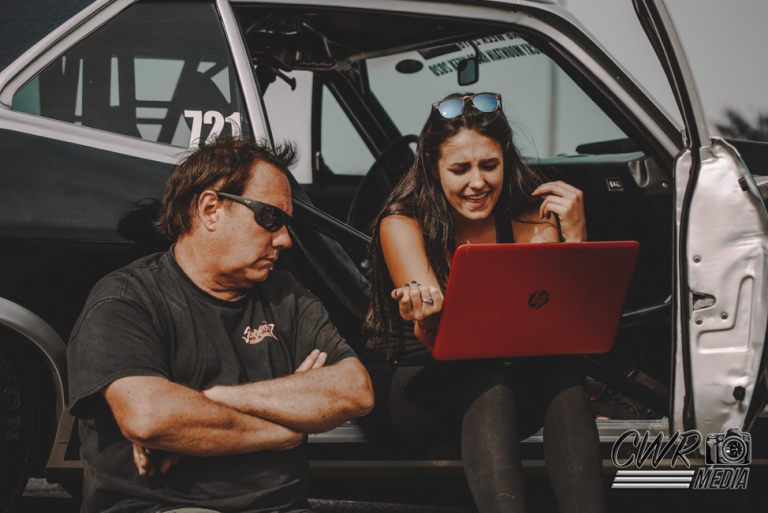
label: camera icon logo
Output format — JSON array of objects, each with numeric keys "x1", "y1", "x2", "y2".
[{"x1": 705, "y1": 427, "x2": 752, "y2": 466}]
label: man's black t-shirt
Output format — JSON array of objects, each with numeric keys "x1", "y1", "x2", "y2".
[{"x1": 67, "y1": 249, "x2": 357, "y2": 513}]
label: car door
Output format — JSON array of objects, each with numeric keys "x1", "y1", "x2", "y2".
[{"x1": 634, "y1": 0, "x2": 768, "y2": 438}]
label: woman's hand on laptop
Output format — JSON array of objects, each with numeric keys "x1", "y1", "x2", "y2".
[
  {"x1": 391, "y1": 282, "x2": 443, "y2": 326},
  {"x1": 532, "y1": 181, "x2": 587, "y2": 242}
]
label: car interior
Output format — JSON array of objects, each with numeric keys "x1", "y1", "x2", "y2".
[{"x1": 235, "y1": 5, "x2": 676, "y2": 433}]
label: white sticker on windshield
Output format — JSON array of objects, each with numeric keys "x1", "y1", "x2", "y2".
[{"x1": 184, "y1": 110, "x2": 242, "y2": 147}]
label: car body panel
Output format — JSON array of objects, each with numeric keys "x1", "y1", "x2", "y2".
[
  {"x1": 0, "y1": 297, "x2": 67, "y2": 419},
  {"x1": 0, "y1": 129, "x2": 172, "y2": 240},
  {"x1": 634, "y1": 0, "x2": 768, "y2": 436},
  {"x1": 684, "y1": 139, "x2": 768, "y2": 435}
]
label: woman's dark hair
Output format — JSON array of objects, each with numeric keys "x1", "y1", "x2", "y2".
[
  {"x1": 154, "y1": 135, "x2": 296, "y2": 241},
  {"x1": 365, "y1": 92, "x2": 544, "y2": 354}
]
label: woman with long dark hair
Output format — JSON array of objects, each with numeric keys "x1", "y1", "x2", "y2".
[{"x1": 363, "y1": 92, "x2": 604, "y2": 513}]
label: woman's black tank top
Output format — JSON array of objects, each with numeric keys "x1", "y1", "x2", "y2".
[
  {"x1": 495, "y1": 213, "x2": 515, "y2": 244},
  {"x1": 367, "y1": 214, "x2": 514, "y2": 362}
]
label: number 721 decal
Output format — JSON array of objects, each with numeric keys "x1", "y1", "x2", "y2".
[{"x1": 184, "y1": 110, "x2": 241, "y2": 147}]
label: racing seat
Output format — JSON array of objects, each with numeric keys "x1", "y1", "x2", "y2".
[{"x1": 346, "y1": 134, "x2": 417, "y2": 234}]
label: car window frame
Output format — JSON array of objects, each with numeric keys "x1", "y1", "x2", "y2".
[{"x1": 0, "y1": 0, "x2": 269, "y2": 163}]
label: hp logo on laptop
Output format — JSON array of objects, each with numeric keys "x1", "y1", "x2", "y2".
[{"x1": 528, "y1": 290, "x2": 550, "y2": 309}]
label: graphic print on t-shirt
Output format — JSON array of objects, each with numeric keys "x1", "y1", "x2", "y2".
[{"x1": 242, "y1": 321, "x2": 280, "y2": 344}]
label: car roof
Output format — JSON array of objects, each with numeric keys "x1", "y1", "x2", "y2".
[{"x1": 0, "y1": 0, "x2": 96, "y2": 71}]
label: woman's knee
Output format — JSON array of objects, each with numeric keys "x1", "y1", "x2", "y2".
[
  {"x1": 460, "y1": 361, "x2": 515, "y2": 408},
  {"x1": 526, "y1": 358, "x2": 586, "y2": 401}
]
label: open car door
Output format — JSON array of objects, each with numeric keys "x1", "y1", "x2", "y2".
[{"x1": 634, "y1": 0, "x2": 768, "y2": 438}]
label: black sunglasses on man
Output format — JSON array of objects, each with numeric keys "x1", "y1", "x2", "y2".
[{"x1": 216, "y1": 191, "x2": 292, "y2": 232}]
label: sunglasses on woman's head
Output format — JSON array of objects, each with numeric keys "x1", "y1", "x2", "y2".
[
  {"x1": 432, "y1": 92, "x2": 502, "y2": 119},
  {"x1": 216, "y1": 191, "x2": 292, "y2": 232}
]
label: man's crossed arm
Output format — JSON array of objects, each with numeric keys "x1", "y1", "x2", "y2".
[
  {"x1": 103, "y1": 351, "x2": 373, "y2": 475},
  {"x1": 203, "y1": 351, "x2": 372, "y2": 433}
]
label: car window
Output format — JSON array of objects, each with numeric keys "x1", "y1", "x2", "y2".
[
  {"x1": 367, "y1": 32, "x2": 632, "y2": 158},
  {"x1": 11, "y1": 2, "x2": 250, "y2": 148},
  {"x1": 319, "y1": 84, "x2": 375, "y2": 176},
  {"x1": 260, "y1": 75, "x2": 374, "y2": 182},
  {"x1": 260, "y1": 70, "x2": 314, "y2": 183}
]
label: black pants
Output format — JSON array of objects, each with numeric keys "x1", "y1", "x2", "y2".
[{"x1": 362, "y1": 358, "x2": 604, "y2": 513}]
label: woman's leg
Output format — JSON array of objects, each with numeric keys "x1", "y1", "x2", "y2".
[
  {"x1": 364, "y1": 361, "x2": 528, "y2": 513},
  {"x1": 523, "y1": 358, "x2": 605, "y2": 513},
  {"x1": 459, "y1": 361, "x2": 528, "y2": 513}
]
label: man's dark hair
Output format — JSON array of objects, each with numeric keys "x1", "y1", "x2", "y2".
[{"x1": 154, "y1": 136, "x2": 297, "y2": 241}]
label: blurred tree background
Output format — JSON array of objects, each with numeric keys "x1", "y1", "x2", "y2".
[{"x1": 716, "y1": 109, "x2": 768, "y2": 142}]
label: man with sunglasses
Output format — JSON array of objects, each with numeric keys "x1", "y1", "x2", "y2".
[{"x1": 67, "y1": 136, "x2": 374, "y2": 513}]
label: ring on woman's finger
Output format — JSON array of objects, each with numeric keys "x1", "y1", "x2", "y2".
[{"x1": 422, "y1": 296, "x2": 434, "y2": 304}]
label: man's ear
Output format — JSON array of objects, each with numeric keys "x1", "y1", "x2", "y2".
[{"x1": 196, "y1": 190, "x2": 221, "y2": 231}]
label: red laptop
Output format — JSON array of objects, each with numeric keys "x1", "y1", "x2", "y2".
[{"x1": 431, "y1": 241, "x2": 640, "y2": 361}]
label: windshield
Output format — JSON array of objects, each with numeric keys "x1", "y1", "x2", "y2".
[{"x1": 367, "y1": 32, "x2": 630, "y2": 158}]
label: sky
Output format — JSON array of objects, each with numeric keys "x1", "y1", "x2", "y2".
[{"x1": 564, "y1": 0, "x2": 768, "y2": 135}]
